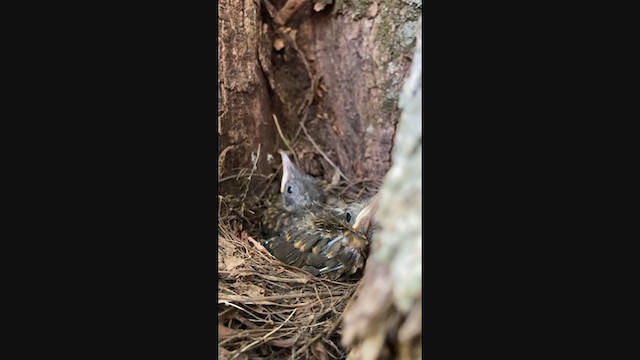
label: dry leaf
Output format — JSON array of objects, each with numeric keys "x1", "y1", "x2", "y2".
[
  {"x1": 224, "y1": 255, "x2": 244, "y2": 270},
  {"x1": 269, "y1": 337, "x2": 299, "y2": 347},
  {"x1": 240, "y1": 283, "x2": 266, "y2": 298},
  {"x1": 314, "y1": 2, "x2": 327, "y2": 12},
  {"x1": 218, "y1": 322, "x2": 237, "y2": 339},
  {"x1": 274, "y1": 38, "x2": 285, "y2": 51},
  {"x1": 247, "y1": 236, "x2": 272, "y2": 256},
  {"x1": 331, "y1": 169, "x2": 341, "y2": 186}
]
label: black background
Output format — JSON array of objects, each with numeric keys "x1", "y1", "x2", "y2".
[{"x1": 5, "y1": 0, "x2": 629, "y2": 358}]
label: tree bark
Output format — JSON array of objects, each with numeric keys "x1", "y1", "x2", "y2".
[
  {"x1": 258, "y1": 0, "x2": 422, "y2": 182},
  {"x1": 218, "y1": 0, "x2": 278, "y2": 198},
  {"x1": 342, "y1": 14, "x2": 422, "y2": 360},
  {"x1": 305, "y1": 0, "x2": 422, "y2": 180},
  {"x1": 219, "y1": 0, "x2": 421, "y2": 186}
]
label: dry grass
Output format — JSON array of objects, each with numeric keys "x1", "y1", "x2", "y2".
[
  {"x1": 218, "y1": 154, "x2": 379, "y2": 359},
  {"x1": 219, "y1": 220, "x2": 356, "y2": 360}
]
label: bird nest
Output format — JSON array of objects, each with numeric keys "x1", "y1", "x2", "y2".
[{"x1": 218, "y1": 163, "x2": 380, "y2": 360}]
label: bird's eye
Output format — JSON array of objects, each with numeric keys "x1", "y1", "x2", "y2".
[
  {"x1": 287, "y1": 186, "x2": 293, "y2": 194},
  {"x1": 346, "y1": 212, "x2": 352, "y2": 223}
]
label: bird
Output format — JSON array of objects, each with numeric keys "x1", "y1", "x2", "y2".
[
  {"x1": 351, "y1": 194, "x2": 380, "y2": 241},
  {"x1": 265, "y1": 198, "x2": 378, "y2": 279},
  {"x1": 260, "y1": 151, "x2": 379, "y2": 280},
  {"x1": 261, "y1": 150, "x2": 326, "y2": 237},
  {"x1": 321, "y1": 194, "x2": 378, "y2": 238},
  {"x1": 263, "y1": 209, "x2": 370, "y2": 280}
]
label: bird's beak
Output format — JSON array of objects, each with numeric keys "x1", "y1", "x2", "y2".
[
  {"x1": 279, "y1": 150, "x2": 293, "y2": 193},
  {"x1": 353, "y1": 194, "x2": 379, "y2": 233}
]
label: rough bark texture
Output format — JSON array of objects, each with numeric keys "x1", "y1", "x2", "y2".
[
  {"x1": 218, "y1": 0, "x2": 279, "y2": 197},
  {"x1": 309, "y1": 0, "x2": 421, "y2": 180},
  {"x1": 219, "y1": 0, "x2": 421, "y2": 194},
  {"x1": 267, "y1": 0, "x2": 422, "y2": 181},
  {"x1": 342, "y1": 15, "x2": 422, "y2": 360}
]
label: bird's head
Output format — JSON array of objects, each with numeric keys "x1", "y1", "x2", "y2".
[
  {"x1": 352, "y1": 194, "x2": 379, "y2": 238},
  {"x1": 279, "y1": 150, "x2": 325, "y2": 213},
  {"x1": 341, "y1": 200, "x2": 368, "y2": 227}
]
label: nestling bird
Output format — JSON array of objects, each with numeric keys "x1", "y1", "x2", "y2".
[
  {"x1": 261, "y1": 150, "x2": 325, "y2": 237},
  {"x1": 260, "y1": 151, "x2": 381, "y2": 279},
  {"x1": 351, "y1": 194, "x2": 380, "y2": 241},
  {"x1": 264, "y1": 210, "x2": 370, "y2": 280},
  {"x1": 322, "y1": 194, "x2": 378, "y2": 239}
]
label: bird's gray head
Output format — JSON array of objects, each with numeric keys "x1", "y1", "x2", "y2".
[
  {"x1": 326, "y1": 195, "x2": 376, "y2": 229},
  {"x1": 279, "y1": 150, "x2": 325, "y2": 213},
  {"x1": 342, "y1": 201, "x2": 368, "y2": 227},
  {"x1": 352, "y1": 194, "x2": 379, "y2": 238}
]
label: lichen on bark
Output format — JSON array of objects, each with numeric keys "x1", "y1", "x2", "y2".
[
  {"x1": 375, "y1": 15, "x2": 421, "y2": 312},
  {"x1": 342, "y1": 15, "x2": 422, "y2": 360}
]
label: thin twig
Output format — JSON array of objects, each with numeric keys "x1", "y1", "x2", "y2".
[
  {"x1": 272, "y1": 114, "x2": 298, "y2": 165},
  {"x1": 257, "y1": 163, "x2": 281, "y2": 201},
  {"x1": 300, "y1": 122, "x2": 349, "y2": 182},
  {"x1": 292, "y1": 332, "x2": 324, "y2": 358},
  {"x1": 337, "y1": 178, "x2": 382, "y2": 196},
  {"x1": 241, "y1": 143, "x2": 261, "y2": 201},
  {"x1": 255, "y1": 273, "x2": 311, "y2": 284},
  {"x1": 219, "y1": 173, "x2": 269, "y2": 183},
  {"x1": 291, "y1": 108, "x2": 310, "y2": 147},
  {"x1": 232, "y1": 309, "x2": 297, "y2": 359},
  {"x1": 274, "y1": 0, "x2": 310, "y2": 26},
  {"x1": 219, "y1": 292, "x2": 349, "y2": 303},
  {"x1": 220, "y1": 301, "x2": 266, "y2": 323}
]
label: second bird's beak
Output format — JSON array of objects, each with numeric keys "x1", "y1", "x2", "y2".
[
  {"x1": 353, "y1": 194, "x2": 380, "y2": 234},
  {"x1": 279, "y1": 150, "x2": 294, "y2": 193}
]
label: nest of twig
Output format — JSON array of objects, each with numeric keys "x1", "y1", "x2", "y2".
[
  {"x1": 219, "y1": 222, "x2": 356, "y2": 360},
  {"x1": 218, "y1": 151, "x2": 380, "y2": 359}
]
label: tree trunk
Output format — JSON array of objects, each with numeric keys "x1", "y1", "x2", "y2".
[
  {"x1": 341, "y1": 14, "x2": 422, "y2": 360},
  {"x1": 219, "y1": 0, "x2": 421, "y2": 193},
  {"x1": 218, "y1": 0, "x2": 278, "y2": 198}
]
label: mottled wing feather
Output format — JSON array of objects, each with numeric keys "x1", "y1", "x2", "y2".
[
  {"x1": 262, "y1": 195, "x2": 372, "y2": 280},
  {"x1": 265, "y1": 212, "x2": 370, "y2": 280},
  {"x1": 264, "y1": 236, "x2": 306, "y2": 267},
  {"x1": 261, "y1": 206, "x2": 302, "y2": 237}
]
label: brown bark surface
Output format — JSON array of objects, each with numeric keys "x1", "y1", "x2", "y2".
[
  {"x1": 342, "y1": 14, "x2": 422, "y2": 360},
  {"x1": 218, "y1": 0, "x2": 278, "y2": 198},
  {"x1": 258, "y1": 0, "x2": 420, "y2": 182},
  {"x1": 219, "y1": 0, "x2": 421, "y2": 194}
]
